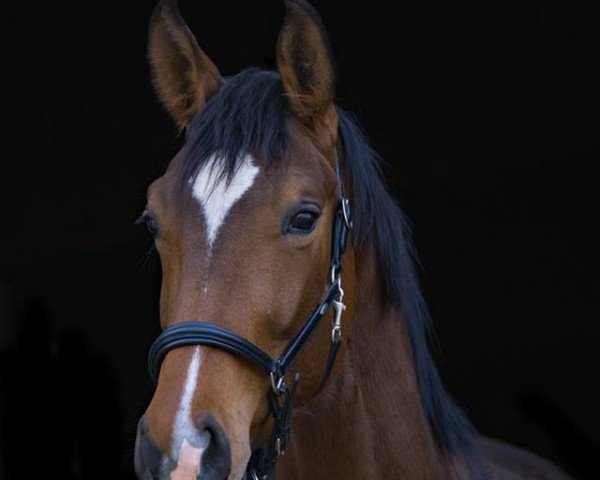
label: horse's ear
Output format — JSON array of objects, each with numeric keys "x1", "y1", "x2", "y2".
[
  {"x1": 277, "y1": 0, "x2": 336, "y2": 130},
  {"x1": 148, "y1": 0, "x2": 223, "y2": 130}
]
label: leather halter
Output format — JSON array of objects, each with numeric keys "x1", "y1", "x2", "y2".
[{"x1": 147, "y1": 156, "x2": 352, "y2": 479}]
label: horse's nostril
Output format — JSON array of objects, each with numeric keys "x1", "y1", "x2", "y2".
[
  {"x1": 134, "y1": 418, "x2": 163, "y2": 479},
  {"x1": 135, "y1": 415, "x2": 231, "y2": 480},
  {"x1": 198, "y1": 427, "x2": 212, "y2": 449},
  {"x1": 196, "y1": 415, "x2": 231, "y2": 479}
]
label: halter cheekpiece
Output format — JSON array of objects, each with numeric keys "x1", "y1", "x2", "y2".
[{"x1": 147, "y1": 150, "x2": 352, "y2": 480}]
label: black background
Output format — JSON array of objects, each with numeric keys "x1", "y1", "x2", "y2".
[{"x1": 1, "y1": 0, "x2": 598, "y2": 478}]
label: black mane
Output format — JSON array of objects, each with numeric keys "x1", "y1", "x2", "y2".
[{"x1": 182, "y1": 68, "x2": 477, "y2": 459}]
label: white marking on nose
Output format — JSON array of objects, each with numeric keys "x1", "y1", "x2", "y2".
[
  {"x1": 172, "y1": 347, "x2": 203, "y2": 460},
  {"x1": 191, "y1": 154, "x2": 260, "y2": 250},
  {"x1": 170, "y1": 439, "x2": 204, "y2": 480}
]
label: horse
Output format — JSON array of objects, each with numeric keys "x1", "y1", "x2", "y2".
[{"x1": 133, "y1": 1, "x2": 572, "y2": 478}]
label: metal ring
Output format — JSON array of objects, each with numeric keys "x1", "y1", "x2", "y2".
[{"x1": 330, "y1": 264, "x2": 339, "y2": 285}]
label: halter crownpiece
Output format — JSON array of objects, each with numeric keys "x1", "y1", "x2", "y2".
[{"x1": 147, "y1": 150, "x2": 352, "y2": 479}]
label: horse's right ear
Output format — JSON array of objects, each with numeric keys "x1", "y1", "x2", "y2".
[
  {"x1": 277, "y1": 0, "x2": 336, "y2": 131},
  {"x1": 148, "y1": 0, "x2": 222, "y2": 130}
]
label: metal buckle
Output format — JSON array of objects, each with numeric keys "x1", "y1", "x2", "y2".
[
  {"x1": 331, "y1": 299, "x2": 345, "y2": 343},
  {"x1": 341, "y1": 198, "x2": 353, "y2": 230},
  {"x1": 331, "y1": 287, "x2": 346, "y2": 343},
  {"x1": 270, "y1": 371, "x2": 285, "y2": 395}
]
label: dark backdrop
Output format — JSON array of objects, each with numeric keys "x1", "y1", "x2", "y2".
[{"x1": 1, "y1": 0, "x2": 598, "y2": 478}]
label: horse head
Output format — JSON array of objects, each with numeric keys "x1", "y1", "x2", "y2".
[{"x1": 134, "y1": 2, "x2": 356, "y2": 479}]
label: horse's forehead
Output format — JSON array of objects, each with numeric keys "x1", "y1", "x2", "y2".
[{"x1": 190, "y1": 154, "x2": 261, "y2": 249}]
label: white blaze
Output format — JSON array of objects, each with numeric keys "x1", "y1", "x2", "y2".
[
  {"x1": 172, "y1": 347, "x2": 203, "y2": 459},
  {"x1": 191, "y1": 154, "x2": 260, "y2": 250},
  {"x1": 177, "y1": 155, "x2": 258, "y2": 472}
]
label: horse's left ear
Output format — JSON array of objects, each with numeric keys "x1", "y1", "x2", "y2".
[
  {"x1": 277, "y1": 0, "x2": 336, "y2": 131},
  {"x1": 148, "y1": 0, "x2": 223, "y2": 130}
]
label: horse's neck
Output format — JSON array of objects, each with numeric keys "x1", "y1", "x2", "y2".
[{"x1": 279, "y1": 256, "x2": 445, "y2": 479}]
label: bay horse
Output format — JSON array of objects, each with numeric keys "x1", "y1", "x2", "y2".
[{"x1": 134, "y1": 1, "x2": 572, "y2": 478}]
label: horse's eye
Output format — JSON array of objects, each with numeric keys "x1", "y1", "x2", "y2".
[
  {"x1": 136, "y1": 211, "x2": 158, "y2": 237},
  {"x1": 145, "y1": 216, "x2": 158, "y2": 236},
  {"x1": 287, "y1": 211, "x2": 319, "y2": 234}
]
